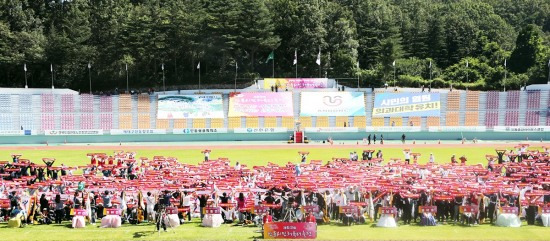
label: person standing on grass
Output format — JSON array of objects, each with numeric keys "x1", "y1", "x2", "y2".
[
  {"x1": 403, "y1": 150, "x2": 411, "y2": 164},
  {"x1": 54, "y1": 194, "x2": 64, "y2": 224},
  {"x1": 429, "y1": 153, "x2": 435, "y2": 164}
]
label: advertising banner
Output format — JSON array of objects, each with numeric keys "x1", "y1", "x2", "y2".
[
  {"x1": 493, "y1": 126, "x2": 549, "y2": 132},
  {"x1": 300, "y1": 92, "x2": 365, "y2": 116},
  {"x1": 373, "y1": 93, "x2": 440, "y2": 117},
  {"x1": 263, "y1": 222, "x2": 317, "y2": 239},
  {"x1": 110, "y1": 129, "x2": 167, "y2": 135},
  {"x1": 233, "y1": 127, "x2": 288, "y2": 134},
  {"x1": 304, "y1": 127, "x2": 358, "y2": 133},
  {"x1": 157, "y1": 95, "x2": 224, "y2": 119},
  {"x1": 364, "y1": 126, "x2": 422, "y2": 132},
  {"x1": 173, "y1": 128, "x2": 228, "y2": 134},
  {"x1": 45, "y1": 129, "x2": 104, "y2": 136},
  {"x1": 428, "y1": 126, "x2": 487, "y2": 132},
  {"x1": 228, "y1": 92, "x2": 293, "y2": 117},
  {"x1": 263, "y1": 78, "x2": 327, "y2": 89},
  {"x1": 0, "y1": 130, "x2": 30, "y2": 136}
]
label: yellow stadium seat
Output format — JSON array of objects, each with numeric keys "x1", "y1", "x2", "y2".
[
  {"x1": 427, "y1": 117, "x2": 440, "y2": 127},
  {"x1": 465, "y1": 112, "x2": 479, "y2": 126},
  {"x1": 137, "y1": 94, "x2": 150, "y2": 112},
  {"x1": 246, "y1": 117, "x2": 259, "y2": 128},
  {"x1": 299, "y1": 116, "x2": 312, "y2": 128},
  {"x1": 407, "y1": 117, "x2": 421, "y2": 127},
  {"x1": 389, "y1": 117, "x2": 403, "y2": 127},
  {"x1": 335, "y1": 116, "x2": 348, "y2": 127},
  {"x1": 316, "y1": 116, "x2": 329, "y2": 127},
  {"x1": 210, "y1": 118, "x2": 224, "y2": 128},
  {"x1": 118, "y1": 94, "x2": 132, "y2": 112},
  {"x1": 228, "y1": 117, "x2": 241, "y2": 129},
  {"x1": 192, "y1": 118, "x2": 206, "y2": 128},
  {"x1": 353, "y1": 116, "x2": 366, "y2": 127},
  {"x1": 264, "y1": 117, "x2": 277, "y2": 128},
  {"x1": 138, "y1": 114, "x2": 150, "y2": 129},
  {"x1": 282, "y1": 117, "x2": 295, "y2": 129},
  {"x1": 119, "y1": 114, "x2": 133, "y2": 129},
  {"x1": 445, "y1": 112, "x2": 460, "y2": 126},
  {"x1": 156, "y1": 119, "x2": 169, "y2": 129},
  {"x1": 174, "y1": 119, "x2": 186, "y2": 129},
  {"x1": 371, "y1": 117, "x2": 385, "y2": 127}
]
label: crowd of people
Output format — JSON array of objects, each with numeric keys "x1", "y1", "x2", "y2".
[{"x1": 0, "y1": 145, "x2": 549, "y2": 231}]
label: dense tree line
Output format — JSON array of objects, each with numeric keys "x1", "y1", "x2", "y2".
[{"x1": 0, "y1": 0, "x2": 548, "y2": 91}]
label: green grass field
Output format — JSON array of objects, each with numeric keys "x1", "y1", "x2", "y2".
[{"x1": 2, "y1": 144, "x2": 550, "y2": 240}]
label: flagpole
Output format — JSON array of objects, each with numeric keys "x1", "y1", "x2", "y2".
[
  {"x1": 24, "y1": 64, "x2": 28, "y2": 89},
  {"x1": 162, "y1": 63, "x2": 165, "y2": 94},
  {"x1": 547, "y1": 59, "x2": 550, "y2": 85},
  {"x1": 504, "y1": 59, "x2": 507, "y2": 92},
  {"x1": 318, "y1": 47, "x2": 321, "y2": 78},
  {"x1": 125, "y1": 64, "x2": 129, "y2": 93},
  {"x1": 51, "y1": 64, "x2": 54, "y2": 89},
  {"x1": 272, "y1": 54, "x2": 275, "y2": 78},
  {"x1": 88, "y1": 63, "x2": 91, "y2": 94},
  {"x1": 234, "y1": 62, "x2": 237, "y2": 93},
  {"x1": 357, "y1": 62, "x2": 360, "y2": 90},
  {"x1": 199, "y1": 63, "x2": 201, "y2": 91},
  {"x1": 429, "y1": 61, "x2": 432, "y2": 89}
]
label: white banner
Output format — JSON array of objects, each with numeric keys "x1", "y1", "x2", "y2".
[
  {"x1": 493, "y1": 126, "x2": 549, "y2": 132},
  {"x1": 428, "y1": 126, "x2": 487, "y2": 132},
  {"x1": 173, "y1": 128, "x2": 228, "y2": 134},
  {"x1": 45, "y1": 129, "x2": 104, "y2": 136},
  {"x1": 110, "y1": 129, "x2": 167, "y2": 135},
  {"x1": 157, "y1": 95, "x2": 224, "y2": 119},
  {"x1": 0, "y1": 130, "x2": 25, "y2": 136},
  {"x1": 364, "y1": 126, "x2": 422, "y2": 132},
  {"x1": 304, "y1": 127, "x2": 359, "y2": 133},
  {"x1": 300, "y1": 92, "x2": 366, "y2": 116},
  {"x1": 233, "y1": 127, "x2": 288, "y2": 134}
]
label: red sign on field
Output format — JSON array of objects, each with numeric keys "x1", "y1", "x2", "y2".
[{"x1": 263, "y1": 222, "x2": 317, "y2": 239}]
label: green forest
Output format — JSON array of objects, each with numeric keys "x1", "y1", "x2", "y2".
[{"x1": 0, "y1": 0, "x2": 549, "y2": 92}]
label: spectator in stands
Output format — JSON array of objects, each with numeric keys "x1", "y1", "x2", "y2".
[
  {"x1": 295, "y1": 164, "x2": 302, "y2": 176},
  {"x1": 40, "y1": 193, "x2": 49, "y2": 214},
  {"x1": 270, "y1": 85, "x2": 274, "y2": 92},
  {"x1": 384, "y1": 82, "x2": 388, "y2": 89}
]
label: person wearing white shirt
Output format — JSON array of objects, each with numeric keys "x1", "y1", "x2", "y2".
[
  {"x1": 182, "y1": 192, "x2": 192, "y2": 222},
  {"x1": 234, "y1": 162, "x2": 241, "y2": 171},
  {"x1": 332, "y1": 189, "x2": 347, "y2": 220},
  {"x1": 404, "y1": 151, "x2": 411, "y2": 164},
  {"x1": 145, "y1": 192, "x2": 156, "y2": 222},
  {"x1": 429, "y1": 153, "x2": 435, "y2": 164}
]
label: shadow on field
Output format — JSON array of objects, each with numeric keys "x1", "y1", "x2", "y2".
[{"x1": 133, "y1": 230, "x2": 157, "y2": 238}]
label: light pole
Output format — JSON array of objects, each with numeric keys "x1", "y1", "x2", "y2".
[
  {"x1": 161, "y1": 63, "x2": 165, "y2": 94},
  {"x1": 24, "y1": 63, "x2": 28, "y2": 88},
  {"x1": 51, "y1": 64, "x2": 54, "y2": 89},
  {"x1": 429, "y1": 61, "x2": 432, "y2": 89},
  {"x1": 504, "y1": 59, "x2": 507, "y2": 92},
  {"x1": 547, "y1": 59, "x2": 550, "y2": 84},
  {"x1": 88, "y1": 63, "x2": 91, "y2": 94}
]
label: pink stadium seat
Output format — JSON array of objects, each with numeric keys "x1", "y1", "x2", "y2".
[
  {"x1": 100, "y1": 113, "x2": 113, "y2": 130},
  {"x1": 505, "y1": 91, "x2": 520, "y2": 109},
  {"x1": 525, "y1": 111, "x2": 539, "y2": 126},
  {"x1": 41, "y1": 94, "x2": 55, "y2": 113},
  {"x1": 80, "y1": 113, "x2": 95, "y2": 129},
  {"x1": 41, "y1": 114, "x2": 55, "y2": 130},
  {"x1": 61, "y1": 114, "x2": 75, "y2": 129},
  {"x1": 61, "y1": 94, "x2": 74, "y2": 112},
  {"x1": 504, "y1": 111, "x2": 519, "y2": 126},
  {"x1": 486, "y1": 91, "x2": 499, "y2": 109},
  {"x1": 526, "y1": 91, "x2": 540, "y2": 109},
  {"x1": 485, "y1": 111, "x2": 498, "y2": 127},
  {"x1": 80, "y1": 94, "x2": 94, "y2": 112},
  {"x1": 100, "y1": 96, "x2": 113, "y2": 112}
]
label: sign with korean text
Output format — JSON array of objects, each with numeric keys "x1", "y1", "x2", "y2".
[
  {"x1": 205, "y1": 207, "x2": 221, "y2": 215},
  {"x1": 493, "y1": 126, "x2": 549, "y2": 132},
  {"x1": 110, "y1": 129, "x2": 167, "y2": 135},
  {"x1": 228, "y1": 92, "x2": 293, "y2": 117},
  {"x1": 263, "y1": 78, "x2": 328, "y2": 90},
  {"x1": 373, "y1": 93, "x2": 440, "y2": 117},
  {"x1": 264, "y1": 222, "x2": 317, "y2": 239},
  {"x1": 233, "y1": 127, "x2": 288, "y2": 134},
  {"x1": 45, "y1": 129, "x2": 103, "y2": 136},
  {"x1": 173, "y1": 128, "x2": 228, "y2": 134}
]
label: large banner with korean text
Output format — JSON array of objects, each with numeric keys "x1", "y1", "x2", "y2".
[
  {"x1": 263, "y1": 78, "x2": 327, "y2": 90},
  {"x1": 228, "y1": 92, "x2": 294, "y2": 117},
  {"x1": 157, "y1": 95, "x2": 224, "y2": 119},
  {"x1": 300, "y1": 92, "x2": 365, "y2": 116},
  {"x1": 373, "y1": 93, "x2": 440, "y2": 117},
  {"x1": 264, "y1": 222, "x2": 317, "y2": 239}
]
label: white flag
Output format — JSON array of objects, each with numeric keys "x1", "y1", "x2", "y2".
[
  {"x1": 293, "y1": 49, "x2": 297, "y2": 65},
  {"x1": 392, "y1": 60, "x2": 395, "y2": 67},
  {"x1": 357, "y1": 61, "x2": 360, "y2": 69},
  {"x1": 235, "y1": 61, "x2": 238, "y2": 70},
  {"x1": 548, "y1": 59, "x2": 550, "y2": 67},
  {"x1": 161, "y1": 63, "x2": 164, "y2": 70},
  {"x1": 315, "y1": 49, "x2": 321, "y2": 66},
  {"x1": 504, "y1": 59, "x2": 507, "y2": 67},
  {"x1": 125, "y1": 64, "x2": 128, "y2": 71},
  {"x1": 88, "y1": 63, "x2": 91, "y2": 69},
  {"x1": 197, "y1": 62, "x2": 200, "y2": 69},
  {"x1": 429, "y1": 61, "x2": 432, "y2": 68},
  {"x1": 466, "y1": 60, "x2": 469, "y2": 68},
  {"x1": 50, "y1": 64, "x2": 53, "y2": 73},
  {"x1": 24, "y1": 63, "x2": 27, "y2": 72}
]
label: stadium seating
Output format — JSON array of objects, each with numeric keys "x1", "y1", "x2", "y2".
[
  {"x1": 371, "y1": 117, "x2": 384, "y2": 127},
  {"x1": 547, "y1": 111, "x2": 550, "y2": 126},
  {"x1": 118, "y1": 94, "x2": 132, "y2": 112},
  {"x1": 137, "y1": 95, "x2": 150, "y2": 112},
  {"x1": 19, "y1": 114, "x2": 34, "y2": 130},
  {"x1": 0, "y1": 95, "x2": 11, "y2": 113},
  {"x1": 174, "y1": 119, "x2": 187, "y2": 129},
  {"x1": 61, "y1": 114, "x2": 75, "y2": 129},
  {"x1": 245, "y1": 117, "x2": 259, "y2": 128},
  {"x1": 389, "y1": 117, "x2": 402, "y2": 127},
  {"x1": 465, "y1": 112, "x2": 479, "y2": 126},
  {"x1": 80, "y1": 113, "x2": 95, "y2": 129},
  {"x1": 193, "y1": 118, "x2": 206, "y2": 129},
  {"x1": 61, "y1": 95, "x2": 74, "y2": 112},
  {"x1": 299, "y1": 116, "x2": 312, "y2": 128},
  {"x1": 504, "y1": 111, "x2": 519, "y2": 126},
  {"x1": 407, "y1": 117, "x2": 421, "y2": 127},
  {"x1": 155, "y1": 119, "x2": 169, "y2": 129},
  {"x1": 41, "y1": 114, "x2": 55, "y2": 130},
  {"x1": 263, "y1": 117, "x2": 277, "y2": 128},
  {"x1": 281, "y1": 117, "x2": 295, "y2": 128},
  {"x1": 210, "y1": 118, "x2": 224, "y2": 128},
  {"x1": 426, "y1": 117, "x2": 440, "y2": 127},
  {"x1": 353, "y1": 116, "x2": 366, "y2": 128},
  {"x1": 99, "y1": 96, "x2": 112, "y2": 112},
  {"x1": 19, "y1": 95, "x2": 32, "y2": 113},
  {"x1": 445, "y1": 112, "x2": 459, "y2": 126},
  {"x1": 446, "y1": 92, "x2": 461, "y2": 111},
  {"x1": 485, "y1": 111, "x2": 499, "y2": 127},
  {"x1": 100, "y1": 113, "x2": 113, "y2": 130},
  {"x1": 486, "y1": 91, "x2": 499, "y2": 109},
  {"x1": 465, "y1": 91, "x2": 479, "y2": 110},
  {"x1": 119, "y1": 114, "x2": 133, "y2": 129},
  {"x1": 315, "y1": 116, "x2": 329, "y2": 127},
  {"x1": 138, "y1": 114, "x2": 151, "y2": 129},
  {"x1": 335, "y1": 116, "x2": 348, "y2": 127},
  {"x1": 526, "y1": 91, "x2": 540, "y2": 109},
  {"x1": 506, "y1": 91, "x2": 520, "y2": 109},
  {"x1": 0, "y1": 114, "x2": 13, "y2": 130},
  {"x1": 525, "y1": 111, "x2": 540, "y2": 126},
  {"x1": 80, "y1": 94, "x2": 94, "y2": 112},
  {"x1": 41, "y1": 94, "x2": 54, "y2": 113},
  {"x1": 228, "y1": 117, "x2": 241, "y2": 129}
]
